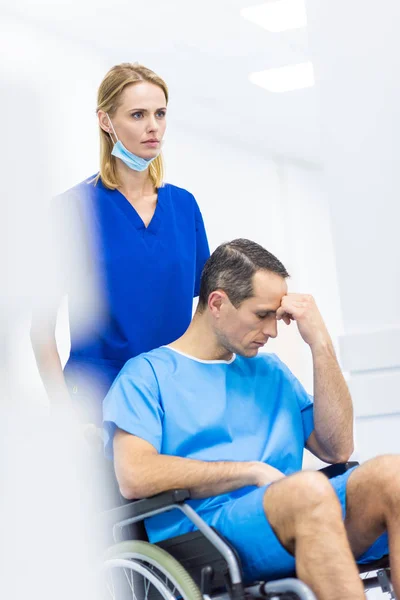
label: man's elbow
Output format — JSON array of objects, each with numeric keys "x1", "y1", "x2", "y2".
[
  {"x1": 118, "y1": 478, "x2": 147, "y2": 500},
  {"x1": 117, "y1": 468, "x2": 155, "y2": 500},
  {"x1": 329, "y1": 443, "x2": 354, "y2": 464},
  {"x1": 119, "y1": 485, "x2": 140, "y2": 500}
]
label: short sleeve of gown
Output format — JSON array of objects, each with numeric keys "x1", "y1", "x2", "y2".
[{"x1": 103, "y1": 356, "x2": 164, "y2": 459}]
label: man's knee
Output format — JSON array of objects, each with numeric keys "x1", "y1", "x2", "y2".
[
  {"x1": 289, "y1": 471, "x2": 340, "y2": 518},
  {"x1": 364, "y1": 454, "x2": 400, "y2": 510},
  {"x1": 263, "y1": 471, "x2": 341, "y2": 543}
]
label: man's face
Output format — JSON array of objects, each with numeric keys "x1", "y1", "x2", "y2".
[{"x1": 214, "y1": 270, "x2": 288, "y2": 357}]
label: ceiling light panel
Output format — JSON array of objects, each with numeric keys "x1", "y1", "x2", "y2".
[{"x1": 249, "y1": 62, "x2": 315, "y2": 92}]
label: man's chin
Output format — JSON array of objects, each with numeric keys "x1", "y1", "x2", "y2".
[{"x1": 240, "y1": 346, "x2": 260, "y2": 358}]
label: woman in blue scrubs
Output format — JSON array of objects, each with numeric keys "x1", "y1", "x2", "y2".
[{"x1": 31, "y1": 63, "x2": 210, "y2": 425}]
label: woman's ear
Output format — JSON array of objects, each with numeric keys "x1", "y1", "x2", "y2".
[{"x1": 98, "y1": 110, "x2": 111, "y2": 133}]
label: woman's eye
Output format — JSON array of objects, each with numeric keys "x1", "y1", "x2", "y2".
[
  {"x1": 131, "y1": 112, "x2": 143, "y2": 119},
  {"x1": 156, "y1": 110, "x2": 166, "y2": 118}
]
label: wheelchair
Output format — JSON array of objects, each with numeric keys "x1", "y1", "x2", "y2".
[{"x1": 101, "y1": 461, "x2": 395, "y2": 600}]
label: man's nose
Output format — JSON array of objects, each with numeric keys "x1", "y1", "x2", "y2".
[{"x1": 263, "y1": 319, "x2": 278, "y2": 339}]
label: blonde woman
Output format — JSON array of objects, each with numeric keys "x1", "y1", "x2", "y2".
[{"x1": 31, "y1": 63, "x2": 210, "y2": 425}]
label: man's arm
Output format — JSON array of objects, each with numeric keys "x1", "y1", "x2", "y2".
[
  {"x1": 277, "y1": 294, "x2": 354, "y2": 464},
  {"x1": 113, "y1": 430, "x2": 285, "y2": 499},
  {"x1": 306, "y1": 339, "x2": 354, "y2": 463}
]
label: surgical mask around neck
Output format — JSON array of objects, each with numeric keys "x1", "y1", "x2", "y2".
[{"x1": 106, "y1": 114, "x2": 159, "y2": 172}]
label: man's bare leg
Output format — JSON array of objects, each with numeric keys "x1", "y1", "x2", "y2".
[
  {"x1": 263, "y1": 471, "x2": 365, "y2": 600},
  {"x1": 344, "y1": 455, "x2": 400, "y2": 595}
]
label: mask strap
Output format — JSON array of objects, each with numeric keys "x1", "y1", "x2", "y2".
[{"x1": 106, "y1": 113, "x2": 119, "y2": 143}]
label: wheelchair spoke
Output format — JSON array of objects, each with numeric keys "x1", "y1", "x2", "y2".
[
  {"x1": 144, "y1": 575, "x2": 151, "y2": 599},
  {"x1": 103, "y1": 543, "x2": 202, "y2": 600},
  {"x1": 106, "y1": 570, "x2": 116, "y2": 600},
  {"x1": 105, "y1": 560, "x2": 178, "y2": 600},
  {"x1": 145, "y1": 563, "x2": 157, "y2": 599},
  {"x1": 122, "y1": 567, "x2": 139, "y2": 600},
  {"x1": 144, "y1": 561, "x2": 175, "y2": 598},
  {"x1": 143, "y1": 560, "x2": 178, "y2": 598}
]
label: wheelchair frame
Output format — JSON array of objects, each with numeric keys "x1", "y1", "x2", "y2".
[{"x1": 103, "y1": 462, "x2": 395, "y2": 600}]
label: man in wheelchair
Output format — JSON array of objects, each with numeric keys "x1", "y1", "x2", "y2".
[{"x1": 103, "y1": 238, "x2": 398, "y2": 600}]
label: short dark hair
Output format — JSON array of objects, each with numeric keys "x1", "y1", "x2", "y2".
[{"x1": 198, "y1": 238, "x2": 289, "y2": 310}]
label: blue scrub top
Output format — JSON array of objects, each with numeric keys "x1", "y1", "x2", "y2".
[
  {"x1": 103, "y1": 346, "x2": 314, "y2": 542},
  {"x1": 53, "y1": 177, "x2": 210, "y2": 421}
]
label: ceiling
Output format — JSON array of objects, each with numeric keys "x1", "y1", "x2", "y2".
[{"x1": 4, "y1": 0, "x2": 323, "y2": 164}]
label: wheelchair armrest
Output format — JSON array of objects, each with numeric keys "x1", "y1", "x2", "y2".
[
  {"x1": 103, "y1": 488, "x2": 191, "y2": 525},
  {"x1": 318, "y1": 461, "x2": 359, "y2": 479}
]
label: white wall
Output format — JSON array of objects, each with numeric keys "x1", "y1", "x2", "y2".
[{"x1": 307, "y1": 0, "x2": 400, "y2": 462}]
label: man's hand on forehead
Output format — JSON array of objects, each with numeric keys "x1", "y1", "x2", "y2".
[
  {"x1": 276, "y1": 293, "x2": 311, "y2": 324},
  {"x1": 276, "y1": 293, "x2": 332, "y2": 350}
]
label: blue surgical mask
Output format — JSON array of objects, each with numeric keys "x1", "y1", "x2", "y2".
[{"x1": 106, "y1": 114, "x2": 159, "y2": 172}]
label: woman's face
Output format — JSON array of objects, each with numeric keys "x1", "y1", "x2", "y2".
[{"x1": 100, "y1": 81, "x2": 167, "y2": 159}]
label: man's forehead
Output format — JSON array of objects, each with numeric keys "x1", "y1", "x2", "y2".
[{"x1": 251, "y1": 270, "x2": 288, "y2": 305}]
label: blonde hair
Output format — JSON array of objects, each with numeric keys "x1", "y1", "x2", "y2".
[{"x1": 94, "y1": 63, "x2": 168, "y2": 190}]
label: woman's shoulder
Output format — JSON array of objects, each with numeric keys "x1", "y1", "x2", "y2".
[
  {"x1": 52, "y1": 175, "x2": 101, "y2": 218},
  {"x1": 56, "y1": 174, "x2": 99, "y2": 202},
  {"x1": 51, "y1": 176, "x2": 100, "y2": 227},
  {"x1": 161, "y1": 183, "x2": 201, "y2": 216},
  {"x1": 161, "y1": 182, "x2": 197, "y2": 202}
]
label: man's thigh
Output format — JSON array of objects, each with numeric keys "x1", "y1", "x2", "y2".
[
  {"x1": 341, "y1": 461, "x2": 390, "y2": 563},
  {"x1": 202, "y1": 471, "x2": 353, "y2": 583},
  {"x1": 199, "y1": 485, "x2": 296, "y2": 584},
  {"x1": 200, "y1": 466, "x2": 389, "y2": 583},
  {"x1": 199, "y1": 472, "x2": 347, "y2": 584}
]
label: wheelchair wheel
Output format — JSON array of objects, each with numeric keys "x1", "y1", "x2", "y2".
[{"x1": 103, "y1": 540, "x2": 203, "y2": 600}]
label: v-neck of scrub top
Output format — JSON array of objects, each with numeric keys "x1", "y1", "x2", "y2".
[{"x1": 111, "y1": 184, "x2": 164, "y2": 234}]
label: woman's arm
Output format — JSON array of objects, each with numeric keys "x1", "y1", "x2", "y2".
[{"x1": 30, "y1": 304, "x2": 71, "y2": 405}]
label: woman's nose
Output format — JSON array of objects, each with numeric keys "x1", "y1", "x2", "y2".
[{"x1": 147, "y1": 115, "x2": 159, "y2": 132}]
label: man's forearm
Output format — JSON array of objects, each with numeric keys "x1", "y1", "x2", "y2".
[
  {"x1": 312, "y1": 340, "x2": 354, "y2": 461},
  {"x1": 116, "y1": 451, "x2": 283, "y2": 500},
  {"x1": 276, "y1": 293, "x2": 354, "y2": 462}
]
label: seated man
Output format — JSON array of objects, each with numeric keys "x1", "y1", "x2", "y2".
[{"x1": 103, "y1": 238, "x2": 398, "y2": 600}]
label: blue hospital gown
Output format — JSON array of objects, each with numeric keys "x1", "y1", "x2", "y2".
[{"x1": 103, "y1": 346, "x2": 388, "y2": 582}]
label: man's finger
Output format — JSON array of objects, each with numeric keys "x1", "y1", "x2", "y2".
[
  {"x1": 276, "y1": 310, "x2": 293, "y2": 325},
  {"x1": 276, "y1": 306, "x2": 286, "y2": 319}
]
